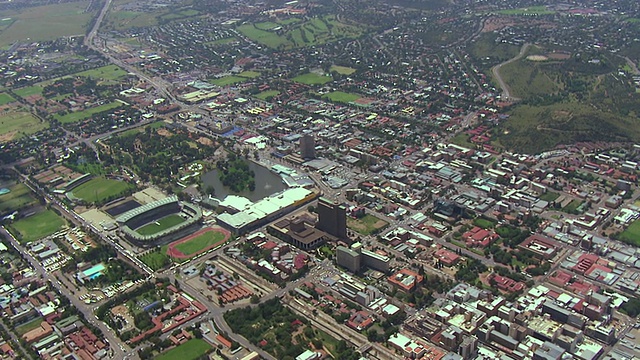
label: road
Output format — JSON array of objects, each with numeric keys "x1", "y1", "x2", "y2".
[
  {"x1": 491, "y1": 43, "x2": 531, "y2": 101},
  {"x1": 0, "y1": 226, "x2": 127, "y2": 360}
]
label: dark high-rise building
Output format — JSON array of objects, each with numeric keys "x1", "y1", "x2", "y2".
[
  {"x1": 300, "y1": 134, "x2": 316, "y2": 159},
  {"x1": 316, "y1": 197, "x2": 347, "y2": 239}
]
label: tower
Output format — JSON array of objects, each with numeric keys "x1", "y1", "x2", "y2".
[
  {"x1": 316, "y1": 197, "x2": 347, "y2": 239},
  {"x1": 300, "y1": 134, "x2": 316, "y2": 159}
]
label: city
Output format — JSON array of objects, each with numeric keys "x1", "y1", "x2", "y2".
[{"x1": 0, "y1": 0, "x2": 639, "y2": 360}]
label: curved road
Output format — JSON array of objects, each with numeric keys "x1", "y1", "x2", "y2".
[{"x1": 491, "y1": 43, "x2": 531, "y2": 101}]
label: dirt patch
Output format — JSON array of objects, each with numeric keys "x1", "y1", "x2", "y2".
[
  {"x1": 0, "y1": 131, "x2": 17, "y2": 142},
  {"x1": 526, "y1": 55, "x2": 548, "y2": 61}
]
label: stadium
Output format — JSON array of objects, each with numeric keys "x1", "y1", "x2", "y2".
[{"x1": 115, "y1": 195, "x2": 203, "y2": 247}]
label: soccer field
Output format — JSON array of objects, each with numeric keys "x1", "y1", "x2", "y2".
[
  {"x1": 173, "y1": 229, "x2": 228, "y2": 256},
  {"x1": 135, "y1": 215, "x2": 185, "y2": 236},
  {"x1": 9, "y1": 210, "x2": 66, "y2": 243},
  {"x1": 71, "y1": 177, "x2": 133, "y2": 204}
]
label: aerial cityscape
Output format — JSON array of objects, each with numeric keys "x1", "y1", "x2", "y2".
[{"x1": 0, "y1": 0, "x2": 639, "y2": 359}]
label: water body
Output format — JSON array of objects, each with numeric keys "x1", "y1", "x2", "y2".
[{"x1": 201, "y1": 161, "x2": 287, "y2": 202}]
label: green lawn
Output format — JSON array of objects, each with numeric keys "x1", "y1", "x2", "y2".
[
  {"x1": 323, "y1": 91, "x2": 361, "y2": 103},
  {"x1": 0, "y1": 183, "x2": 38, "y2": 214},
  {"x1": 8, "y1": 209, "x2": 66, "y2": 243},
  {"x1": 0, "y1": 93, "x2": 15, "y2": 105},
  {"x1": 499, "y1": 49, "x2": 563, "y2": 99},
  {"x1": 347, "y1": 214, "x2": 389, "y2": 235},
  {"x1": 54, "y1": 102, "x2": 122, "y2": 124},
  {"x1": 155, "y1": 339, "x2": 212, "y2": 360},
  {"x1": 174, "y1": 229, "x2": 227, "y2": 256},
  {"x1": 0, "y1": 111, "x2": 47, "y2": 142},
  {"x1": 539, "y1": 191, "x2": 561, "y2": 202},
  {"x1": 15, "y1": 317, "x2": 44, "y2": 336},
  {"x1": 473, "y1": 217, "x2": 497, "y2": 229},
  {"x1": 239, "y1": 71, "x2": 260, "y2": 78},
  {"x1": 256, "y1": 90, "x2": 280, "y2": 100},
  {"x1": 70, "y1": 177, "x2": 133, "y2": 204},
  {"x1": 13, "y1": 85, "x2": 43, "y2": 98},
  {"x1": 0, "y1": 2, "x2": 94, "y2": 48},
  {"x1": 139, "y1": 249, "x2": 170, "y2": 271},
  {"x1": 237, "y1": 24, "x2": 288, "y2": 48},
  {"x1": 208, "y1": 36, "x2": 237, "y2": 45},
  {"x1": 292, "y1": 73, "x2": 332, "y2": 85},
  {"x1": 497, "y1": 6, "x2": 555, "y2": 15},
  {"x1": 135, "y1": 214, "x2": 185, "y2": 236},
  {"x1": 330, "y1": 65, "x2": 356, "y2": 75},
  {"x1": 209, "y1": 76, "x2": 246, "y2": 86},
  {"x1": 73, "y1": 65, "x2": 128, "y2": 81},
  {"x1": 619, "y1": 219, "x2": 640, "y2": 247},
  {"x1": 562, "y1": 199, "x2": 584, "y2": 214}
]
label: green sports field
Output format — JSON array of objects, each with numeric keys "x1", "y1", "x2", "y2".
[
  {"x1": 292, "y1": 73, "x2": 332, "y2": 85},
  {"x1": 8, "y1": 209, "x2": 66, "y2": 243},
  {"x1": 139, "y1": 249, "x2": 170, "y2": 270},
  {"x1": 155, "y1": 339, "x2": 212, "y2": 360},
  {"x1": 209, "y1": 76, "x2": 246, "y2": 87},
  {"x1": 256, "y1": 90, "x2": 280, "y2": 100},
  {"x1": 54, "y1": 102, "x2": 123, "y2": 124},
  {"x1": 0, "y1": 111, "x2": 47, "y2": 142},
  {"x1": 323, "y1": 91, "x2": 361, "y2": 103},
  {"x1": 73, "y1": 65, "x2": 129, "y2": 81},
  {"x1": 347, "y1": 214, "x2": 389, "y2": 235},
  {"x1": 135, "y1": 214, "x2": 185, "y2": 236},
  {"x1": 619, "y1": 219, "x2": 640, "y2": 247},
  {"x1": 0, "y1": 183, "x2": 38, "y2": 214},
  {"x1": 13, "y1": 86, "x2": 44, "y2": 98},
  {"x1": 174, "y1": 229, "x2": 227, "y2": 256},
  {"x1": 70, "y1": 177, "x2": 133, "y2": 204},
  {"x1": 330, "y1": 65, "x2": 356, "y2": 75}
]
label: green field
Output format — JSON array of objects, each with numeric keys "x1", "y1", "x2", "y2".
[
  {"x1": 619, "y1": 219, "x2": 640, "y2": 247},
  {"x1": 174, "y1": 229, "x2": 227, "y2": 256},
  {"x1": 539, "y1": 191, "x2": 561, "y2": 202},
  {"x1": 70, "y1": 177, "x2": 133, "y2": 204},
  {"x1": 54, "y1": 102, "x2": 123, "y2": 124},
  {"x1": 239, "y1": 71, "x2": 261, "y2": 78},
  {"x1": 15, "y1": 317, "x2": 44, "y2": 336},
  {"x1": 155, "y1": 339, "x2": 212, "y2": 360},
  {"x1": 74, "y1": 65, "x2": 129, "y2": 81},
  {"x1": 8, "y1": 209, "x2": 66, "y2": 243},
  {"x1": 292, "y1": 73, "x2": 332, "y2": 85},
  {"x1": 323, "y1": 91, "x2": 361, "y2": 103},
  {"x1": 0, "y1": 93, "x2": 15, "y2": 105},
  {"x1": 256, "y1": 90, "x2": 280, "y2": 100},
  {"x1": 0, "y1": 111, "x2": 47, "y2": 142},
  {"x1": 209, "y1": 76, "x2": 246, "y2": 86},
  {"x1": 347, "y1": 214, "x2": 389, "y2": 235},
  {"x1": 497, "y1": 6, "x2": 555, "y2": 15},
  {"x1": 237, "y1": 24, "x2": 288, "y2": 48},
  {"x1": 330, "y1": 65, "x2": 356, "y2": 75},
  {"x1": 139, "y1": 249, "x2": 170, "y2": 271},
  {"x1": 473, "y1": 217, "x2": 497, "y2": 229},
  {"x1": 562, "y1": 199, "x2": 584, "y2": 214},
  {"x1": 499, "y1": 49, "x2": 563, "y2": 99},
  {"x1": 468, "y1": 32, "x2": 521, "y2": 65},
  {"x1": 136, "y1": 214, "x2": 185, "y2": 236},
  {"x1": 208, "y1": 37, "x2": 238, "y2": 45},
  {"x1": 0, "y1": 183, "x2": 38, "y2": 214},
  {"x1": 13, "y1": 85, "x2": 43, "y2": 98},
  {"x1": 0, "y1": 2, "x2": 94, "y2": 48}
]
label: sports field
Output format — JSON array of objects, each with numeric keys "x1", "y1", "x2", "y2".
[
  {"x1": 139, "y1": 249, "x2": 170, "y2": 271},
  {"x1": 13, "y1": 86, "x2": 43, "y2": 98},
  {"x1": 167, "y1": 227, "x2": 230, "y2": 258},
  {"x1": 54, "y1": 102, "x2": 123, "y2": 124},
  {"x1": 292, "y1": 73, "x2": 332, "y2": 85},
  {"x1": 0, "y1": 183, "x2": 38, "y2": 214},
  {"x1": 239, "y1": 71, "x2": 260, "y2": 78},
  {"x1": 135, "y1": 214, "x2": 185, "y2": 236},
  {"x1": 209, "y1": 76, "x2": 246, "y2": 87},
  {"x1": 70, "y1": 177, "x2": 133, "y2": 204},
  {"x1": 619, "y1": 219, "x2": 640, "y2": 247},
  {"x1": 155, "y1": 339, "x2": 212, "y2": 360},
  {"x1": 256, "y1": 90, "x2": 280, "y2": 100},
  {"x1": 0, "y1": 111, "x2": 47, "y2": 142},
  {"x1": 347, "y1": 214, "x2": 389, "y2": 235},
  {"x1": 0, "y1": 2, "x2": 94, "y2": 48},
  {"x1": 330, "y1": 65, "x2": 356, "y2": 75},
  {"x1": 8, "y1": 210, "x2": 66, "y2": 243},
  {"x1": 74, "y1": 65, "x2": 129, "y2": 82},
  {"x1": 0, "y1": 93, "x2": 15, "y2": 105},
  {"x1": 323, "y1": 91, "x2": 361, "y2": 103}
]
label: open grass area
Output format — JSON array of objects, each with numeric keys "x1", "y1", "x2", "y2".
[
  {"x1": 619, "y1": 219, "x2": 640, "y2": 247},
  {"x1": 292, "y1": 73, "x2": 332, "y2": 85},
  {"x1": 0, "y1": 93, "x2": 15, "y2": 105},
  {"x1": 208, "y1": 36, "x2": 237, "y2": 45},
  {"x1": 8, "y1": 209, "x2": 66, "y2": 243},
  {"x1": 54, "y1": 102, "x2": 122, "y2": 124},
  {"x1": 74, "y1": 65, "x2": 128, "y2": 81},
  {"x1": 70, "y1": 177, "x2": 133, "y2": 204},
  {"x1": 330, "y1": 65, "x2": 356, "y2": 75},
  {"x1": 139, "y1": 249, "x2": 170, "y2": 271},
  {"x1": 13, "y1": 85, "x2": 43, "y2": 98},
  {"x1": 347, "y1": 214, "x2": 389, "y2": 235},
  {"x1": 0, "y1": 183, "x2": 38, "y2": 215},
  {"x1": 499, "y1": 48, "x2": 563, "y2": 99},
  {"x1": 0, "y1": 110, "x2": 47, "y2": 142},
  {"x1": 497, "y1": 6, "x2": 555, "y2": 15},
  {"x1": 323, "y1": 91, "x2": 361, "y2": 103},
  {"x1": 209, "y1": 75, "x2": 246, "y2": 87},
  {"x1": 0, "y1": 2, "x2": 94, "y2": 48},
  {"x1": 562, "y1": 199, "x2": 584, "y2": 214},
  {"x1": 135, "y1": 214, "x2": 185, "y2": 236},
  {"x1": 256, "y1": 90, "x2": 280, "y2": 100},
  {"x1": 239, "y1": 71, "x2": 260, "y2": 78},
  {"x1": 155, "y1": 339, "x2": 212, "y2": 360},
  {"x1": 473, "y1": 217, "x2": 497, "y2": 229},
  {"x1": 174, "y1": 229, "x2": 227, "y2": 256},
  {"x1": 237, "y1": 24, "x2": 288, "y2": 48},
  {"x1": 539, "y1": 191, "x2": 561, "y2": 202},
  {"x1": 15, "y1": 317, "x2": 44, "y2": 336},
  {"x1": 468, "y1": 32, "x2": 521, "y2": 65}
]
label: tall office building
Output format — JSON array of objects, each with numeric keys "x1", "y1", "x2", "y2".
[
  {"x1": 316, "y1": 197, "x2": 347, "y2": 239},
  {"x1": 300, "y1": 134, "x2": 316, "y2": 159}
]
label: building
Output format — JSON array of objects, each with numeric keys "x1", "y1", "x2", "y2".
[
  {"x1": 316, "y1": 197, "x2": 347, "y2": 240},
  {"x1": 388, "y1": 269, "x2": 424, "y2": 292},
  {"x1": 336, "y1": 245, "x2": 361, "y2": 273},
  {"x1": 268, "y1": 215, "x2": 327, "y2": 250},
  {"x1": 300, "y1": 134, "x2": 316, "y2": 159}
]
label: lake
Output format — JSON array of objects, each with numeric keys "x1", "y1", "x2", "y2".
[{"x1": 201, "y1": 161, "x2": 287, "y2": 202}]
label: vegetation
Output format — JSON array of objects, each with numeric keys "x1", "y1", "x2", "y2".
[
  {"x1": 0, "y1": 183, "x2": 39, "y2": 215},
  {"x1": 619, "y1": 219, "x2": 640, "y2": 247},
  {"x1": 620, "y1": 297, "x2": 640, "y2": 318},
  {"x1": 496, "y1": 6, "x2": 555, "y2": 15},
  {"x1": 347, "y1": 214, "x2": 389, "y2": 235},
  {"x1": 256, "y1": 90, "x2": 280, "y2": 100},
  {"x1": 0, "y1": 93, "x2": 16, "y2": 105},
  {"x1": 135, "y1": 215, "x2": 185, "y2": 236},
  {"x1": 70, "y1": 177, "x2": 135, "y2": 205},
  {"x1": 174, "y1": 229, "x2": 227, "y2": 256},
  {"x1": 472, "y1": 217, "x2": 497, "y2": 229},
  {"x1": 155, "y1": 339, "x2": 212, "y2": 360},
  {"x1": 54, "y1": 102, "x2": 123, "y2": 124},
  {"x1": 0, "y1": 111, "x2": 47, "y2": 142},
  {"x1": 323, "y1": 91, "x2": 361, "y2": 103},
  {"x1": 292, "y1": 73, "x2": 332, "y2": 85},
  {"x1": 330, "y1": 65, "x2": 356, "y2": 75},
  {"x1": 209, "y1": 76, "x2": 246, "y2": 86},
  {"x1": 8, "y1": 209, "x2": 66, "y2": 243},
  {"x1": 139, "y1": 249, "x2": 170, "y2": 271},
  {"x1": 217, "y1": 153, "x2": 255, "y2": 192}
]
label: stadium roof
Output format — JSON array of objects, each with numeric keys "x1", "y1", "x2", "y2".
[{"x1": 116, "y1": 195, "x2": 177, "y2": 223}]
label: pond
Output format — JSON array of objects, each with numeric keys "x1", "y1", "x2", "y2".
[{"x1": 201, "y1": 161, "x2": 287, "y2": 202}]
